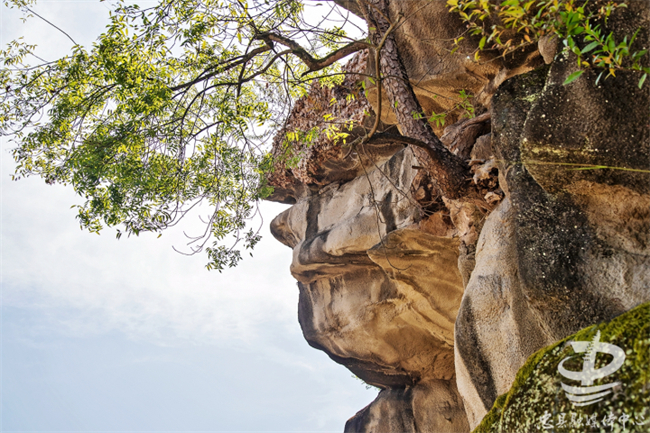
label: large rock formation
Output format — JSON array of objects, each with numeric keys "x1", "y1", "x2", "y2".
[
  {"x1": 271, "y1": 147, "x2": 470, "y2": 431},
  {"x1": 456, "y1": 15, "x2": 650, "y2": 423},
  {"x1": 266, "y1": 1, "x2": 649, "y2": 431}
]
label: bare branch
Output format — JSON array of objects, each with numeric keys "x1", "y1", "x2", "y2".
[
  {"x1": 170, "y1": 45, "x2": 272, "y2": 92},
  {"x1": 366, "y1": 16, "x2": 401, "y2": 140},
  {"x1": 366, "y1": 132, "x2": 429, "y2": 150},
  {"x1": 254, "y1": 32, "x2": 369, "y2": 75},
  {"x1": 25, "y1": 7, "x2": 78, "y2": 46}
]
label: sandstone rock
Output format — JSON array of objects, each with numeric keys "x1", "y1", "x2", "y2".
[
  {"x1": 367, "y1": 229, "x2": 465, "y2": 350},
  {"x1": 266, "y1": 3, "x2": 649, "y2": 432},
  {"x1": 520, "y1": 59, "x2": 650, "y2": 197},
  {"x1": 271, "y1": 148, "x2": 469, "y2": 431},
  {"x1": 455, "y1": 198, "x2": 551, "y2": 428},
  {"x1": 344, "y1": 378, "x2": 469, "y2": 433},
  {"x1": 442, "y1": 198, "x2": 484, "y2": 248},
  {"x1": 361, "y1": 1, "x2": 542, "y2": 128},
  {"x1": 274, "y1": 148, "x2": 421, "y2": 285},
  {"x1": 418, "y1": 210, "x2": 457, "y2": 238},
  {"x1": 267, "y1": 51, "x2": 404, "y2": 204},
  {"x1": 517, "y1": 1, "x2": 649, "y2": 200},
  {"x1": 493, "y1": 66, "x2": 650, "y2": 340},
  {"x1": 271, "y1": 149, "x2": 464, "y2": 385}
]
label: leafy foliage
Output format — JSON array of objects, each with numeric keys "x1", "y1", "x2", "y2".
[
  {"x1": 427, "y1": 89, "x2": 476, "y2": 128},
  {"x1": 447, "y1": 0, "x2": 650, "y2": 87},
  {"x1": 1, "y1": 0, "x2": 364, "y2": 270}
]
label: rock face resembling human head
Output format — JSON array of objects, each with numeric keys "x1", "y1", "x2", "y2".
[
  {"x1": 265, "y1": 49, "x2": 474, "y2": 431},
  {"x1": 269, "y1": 144, "x2": 470, "y2": 431}
]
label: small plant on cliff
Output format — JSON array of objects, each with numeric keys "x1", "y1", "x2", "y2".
[
  {"x1": 448, "y1": 0, "x2": 650, "y2": 87},
  {"x1": 351, "y1": 374, "x2": 381, "y2": 391},
  {"x1": 426, "y1": 89, "x2": 476, "y2": 128}
]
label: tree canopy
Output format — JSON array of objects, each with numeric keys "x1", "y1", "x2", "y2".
[
  {"x1": 2, "y1": 0, "x2": 374, "y2": 269},
  {"x1": 2, "y1": 0, "x2": 647, "y2": 270}
]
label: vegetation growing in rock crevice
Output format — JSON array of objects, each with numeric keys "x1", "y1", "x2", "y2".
[
  {"x1": 448, "y1": 0, "x2": 649, "y2": 87},
  {"x1": 2, "y1": 0, "x2": 647, "y2": 270}
]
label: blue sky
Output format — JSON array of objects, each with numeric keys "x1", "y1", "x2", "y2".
[{"x1": 0, "y1": 2, "x2": 376, "y2": 431}]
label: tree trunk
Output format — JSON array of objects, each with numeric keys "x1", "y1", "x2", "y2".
[{"x1": 356, "y1": 0, "x2": 469, "y2": 199}]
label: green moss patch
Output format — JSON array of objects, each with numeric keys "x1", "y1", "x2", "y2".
[{"x1": 473, "y1": 302, "x2": 649, "y2": 433}]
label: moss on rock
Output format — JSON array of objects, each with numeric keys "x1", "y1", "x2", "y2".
[{"x1": 473, "y1": 302, "x2": 650, "y2": 433}]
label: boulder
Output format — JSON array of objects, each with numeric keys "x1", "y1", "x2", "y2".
[
  {"x1": 271, "y1": 148, "x2": 465, "y2": 387},
  {"x1": 267, "y1": 3, "x2": 650, "y2": 431},
  {"x1": 474, "y1": 302, "x2": 650, "y2": 433},
  {"x1": 455, "y1": 198, "x2": 551, "y2": 428},
  {"x1": 456, "y1": 44, "x2": 650, "y2": 428},
  {"x1": 362, "y1": 1, "x2": 542, "y2": 129},
  {"x1": 271, "y1": 148, "x2": 471, "y2": 431}
]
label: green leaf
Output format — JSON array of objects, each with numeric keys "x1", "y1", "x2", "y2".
[
  {"x1": 563, "y1": 70, "x2": 584, "y2": 85},
  {"x1": 581, "y1": 41, "x2": 600, "y2": 54},
  {"x1": 639, "y1": 73, "x2": 648, "y2": 89}
]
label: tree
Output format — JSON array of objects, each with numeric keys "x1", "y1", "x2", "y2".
[
  {"x1": 2, "y1": 0, "x2": 470, "y2": 270},
  {"x1": 3, "y1": 0, "x2": 644, "y2": 270}
]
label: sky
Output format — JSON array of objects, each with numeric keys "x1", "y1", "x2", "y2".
[{"x1": 0, "y1": 2, "x2": 376, "y2": 431}]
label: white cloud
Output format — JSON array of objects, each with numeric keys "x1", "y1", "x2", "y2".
[{"x1": 2, "y1": 157, "x2": 297, "y2": 347}]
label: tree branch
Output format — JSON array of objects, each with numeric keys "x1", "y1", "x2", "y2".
[
  {"x1": 366, "y1": 16, "x2": 401, "y2": 140},
  {"x1": 170, "y1": 45, "x2": 272, "y2": 92},
  {"x1": 25, "y1": 7, "x2": 78, "y2": 46},
  {"x1": 366, "y1": 132, "x2": 427, "y2": 149},
  {"x1": 254, "y1": 32, "x2": 369, "y2": 75}
]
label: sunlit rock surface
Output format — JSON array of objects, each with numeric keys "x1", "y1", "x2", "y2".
[
  {"x1": 271, "y1": 148, "x2": 470, "y2": 431},
  {"x1": 360, "y1": 0, "x2": 542, "y2": 129}
]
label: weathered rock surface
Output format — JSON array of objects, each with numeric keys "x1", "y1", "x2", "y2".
[
  {"x1": 267, "y1": 51, "x2": 404, "y2": 205},
  {"x1": 359, "y1": 1, "x2": 542, "y2": 128},
  {"x1": 344, "y1": 378, "x2": 469, "y2": 433},
  {"x1": 269, "y1": 0, "x2": 544, "y2": 205},
  {"x1": 456, "y1": 45, "x2": 650, "y2": 428},
  {"x1": 271, "y1": 148, "x2": 464, "y2": 384},
  {"x1": 271, "y1": 148, "x2": 471, "y2": 430},
  {"x1": 455, "y1": 198, "x2": 551, "y2": 428}
]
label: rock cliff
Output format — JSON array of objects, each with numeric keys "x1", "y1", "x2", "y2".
[{"x1": 266, "y1": 1, "x2": 649, "y2": 431}]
